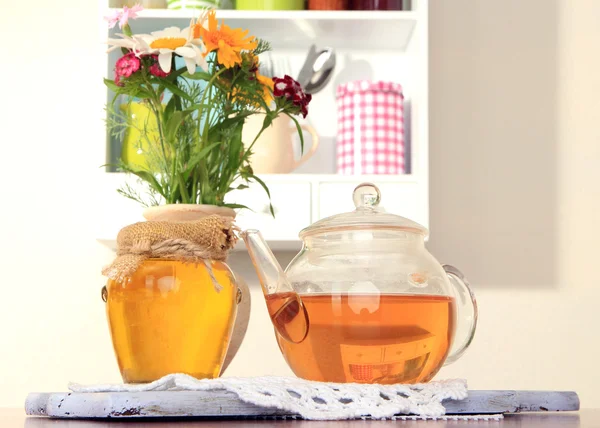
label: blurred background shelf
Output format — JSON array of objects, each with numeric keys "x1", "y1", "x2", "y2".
[
  {"x1": 100, "y1": 0, "x2": 429, "y2": 251},
  {"x1": 105, "y1": 9, "x2": 418, "y2": 51}
]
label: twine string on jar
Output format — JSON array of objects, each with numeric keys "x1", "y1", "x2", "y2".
[{"x1": 102, "y1": 214, "x2": 239, "y2": 292}]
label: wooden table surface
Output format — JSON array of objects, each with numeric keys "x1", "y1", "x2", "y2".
[{"x1": 3, "y1": 409, "x2": 599, "y2": 427}]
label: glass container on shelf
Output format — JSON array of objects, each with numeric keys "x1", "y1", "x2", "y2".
[
  {"x1": 352, "y1": 0, "x2": 403, "y2": 10},
  {"x1": 236, "y1": 0, "x2": 304, "y2": 10},
  {"x1": 121, "y1": 0, "x2": 168, "y2": 7},
  {"x1": 166, "y1": 0, "x2": 223, "y2": 9},
  {"x1": 336, "y1": 81, "x2": 406, "y2": 175},
  {"x1": 309, "y1": 0, "x2": 349, "y2": 10}
]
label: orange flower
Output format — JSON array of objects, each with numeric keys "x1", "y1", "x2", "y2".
[
  {"x1": 245, "y1": 53, "x2": 274, "y2": 105},
  {"x1": 256, "y1": 72, "x2": 274, "y2": 105},
  {"x1": 194, "y1": 10, "x2": 258, "y2": 68}
]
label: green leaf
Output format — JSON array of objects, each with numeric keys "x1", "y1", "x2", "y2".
[
  {"x1": 177, "y1": 173, "x2": 190, "y2": 203},
  {"x1": 164, "y1": 111, "x2": 184, "y2": 142},
  {"x1": 164, "y1": 110, "x2": 193, "y2": 143},
  {"x1": 183, "y1": 103, "x2": 211, "y2": 113},
  {"x1": 117, "y1": 189, "x2": 147, "y2": 207},
  {"x1": 222, "y1": 203, "x2": 252, "y2": 211},
  {"x1": 182, "y1": 71, "x2": 213, "y2": 81},
  {"x1": 255, "y1": 92, "x2": 273, "y2": 113},
  {"x1": 160, "y1": 79, "x2": 193, "y2": 102},
  {"x1": 183, "y1": 141, "x2": 222, "y2": 176},
  {"x1": 103, "y1": 78, "x2": 121, "y2": 93},
  {"x1": 262, "y1": 114, "x2": 273, "y2": 129},
  {"x1": 209, "y1": 111, "x2": 254, "y2": 136},
  {"x1": 225, "y1": 122, "x2": 244, "y2": 184},
  {"x1": 99, "y1": 163, "x2": 120, "y2": 169},
  {"x1": 164, "y1": 96, "x2": 177, "y2": 122},
  {"x1": 236, "y1": 184, "x2": 249, "y2": 190},
  {"x1": 165, "y1": 67, "x2": 188, "y2": 82},
  {"x1": 125, "y1": 168, "x2": 167, "y2": 199},
  {"x1": 286, "y1": 113, "x2": 305, "y2": 154},
  {"x1": 249, "y1": 174, "x2": 275, "y2": 217}
]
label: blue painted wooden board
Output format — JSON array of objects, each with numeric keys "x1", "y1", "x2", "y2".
[{"x1": 25, "y1": 390, "x2": 579, "y2": 419}]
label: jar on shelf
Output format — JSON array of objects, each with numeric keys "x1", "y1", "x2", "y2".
[
  {"x1": 236, "y1": 0, "x2": 304, "y2": 10},
  {"x1": 167, "y1": 0, "x2": 221, "y2": 9},
  {"x1": 120, "y1": 0, "x2": 167, "y2": 7},
  {"x1": 309, "y1": 0, "x2": 349, "y2": 10},
  {"x1": 352, "y1": 0, "x2": 403, "y2": 10},
  {"x1": 336, "y1": 80, "x2": 406, "y2": 175}
]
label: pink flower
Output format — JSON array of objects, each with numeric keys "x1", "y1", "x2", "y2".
[
  {"x1": 105, "y1": 4, "x2": 143, "y2": 29},
  {"x1": 105, "y1": 10, "x2": 121, "y2": 29},
  {"x1": 114, "y1": 52, "x2": 141, "y2": 82}
]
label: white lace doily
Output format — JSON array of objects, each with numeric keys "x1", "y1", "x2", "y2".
[{"x1": 69, "y1": 374, "x2": 474, "y2": 420}]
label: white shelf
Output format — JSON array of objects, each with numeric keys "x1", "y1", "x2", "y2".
[
  {"x1": 244, "y1": 173, "x2": 418, "y2": 183},
  {"x1": 108, "y1": 9, "x2": 418, "y2": 51},
  {"x1": 102, "y1": 171, "x2": 418, "y2": 183},
  {"x1": 95, "y1": 172, "x2": 426, "y2": 252}
]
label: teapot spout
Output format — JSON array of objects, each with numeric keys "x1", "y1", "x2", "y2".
[{"x1": 241, "y1": 230, "x2": 308, "y2": 344}]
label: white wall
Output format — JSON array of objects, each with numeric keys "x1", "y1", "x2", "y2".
[
  {"x1": 426, "y1": 0, "x2": 600, "y2": 407},
  {"x1": 1, "y1": 0, "x2": 599, "y2": 409}
]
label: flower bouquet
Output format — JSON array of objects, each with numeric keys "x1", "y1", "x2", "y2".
[
  {"x1": 105, "y1": 5, "x2": 311, "y2": 213},
  {"x1": 101, "y1": 5, "x2": 313, "y2": 384}
]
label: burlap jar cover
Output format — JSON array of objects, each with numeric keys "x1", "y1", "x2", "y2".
[
  {"x1": 103, "y1": 214, "x2": 238, "y2": 287},
  {"x1": 102, "y1": 214, "x2": 250, "y2": 373}
]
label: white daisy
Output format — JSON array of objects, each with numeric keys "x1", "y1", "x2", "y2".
[
  {"x1": 107, "y1": 34, "x2": 147, "y2": 55},
  {"x1": 139, "y1": 26, "x2": 207, "y2": 74}
]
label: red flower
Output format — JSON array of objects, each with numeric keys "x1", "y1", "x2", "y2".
[
  {"x1": 150, "y1": 62, "x2": 169, "y2": 78},
  {"x1": 115, "y1": 52, "x2": 140, "y2": 81},
  {"x1": 273, "y1": 75, "x2": 311, "y2": 118},
  {"x1": 145, "y1": 54, "x2": 170, "y2": 78}
]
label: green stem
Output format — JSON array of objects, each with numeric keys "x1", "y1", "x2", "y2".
[
  {"x1": 245, "y1": 114, "x2": 274, "y2": 155},
  {"x1": 198, "y1": 68, "x2": 228, "y2": 142},
  {"x1": 178, "y1": 174, "x2": 190, "y2": 203},
  {"x1": 122, "y1": 23, "x2": 133, "y2": 37},
  {"x1": 198, "y1": 162, "x2": 209, "y2": 203},
  {"x1": 191, "y1": 67, "x2": 227, "y2": 205},
  {"x1": 170, "y1": 154, "x2": 177, "y2": 203},
  {"x1": 144, "y1": 80, "x2": 168, "y2": 163},
  {"x1": 191, "y1": 168, "x2": 198, "y2": 204}
]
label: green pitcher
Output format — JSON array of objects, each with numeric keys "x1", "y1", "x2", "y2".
[{"x1": 119, "y1": 102, "x2": 158, "y2": 170}]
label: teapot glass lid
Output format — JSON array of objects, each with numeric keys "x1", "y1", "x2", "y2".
[{"x1": 299, "y1": 183, "x2": 429, "y2": 238}]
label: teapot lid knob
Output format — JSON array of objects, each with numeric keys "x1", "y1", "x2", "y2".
[{"x1": 353, "y1": 183, "x2": 381, "y2": 209}]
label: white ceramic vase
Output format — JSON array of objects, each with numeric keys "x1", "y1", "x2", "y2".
[{"x1": 242, "y1": 115, "x2": 320, "y2": 174}]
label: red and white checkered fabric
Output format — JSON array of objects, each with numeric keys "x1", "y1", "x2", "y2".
[{"x1": 336, "y1": 81, "x2": 405, "y2": 175}]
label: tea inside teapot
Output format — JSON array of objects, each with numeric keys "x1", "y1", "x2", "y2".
[
  {"x1": 242, "y1": 183, "x2": 477, "y2": 384},
  {"x1": 268, "y1": 292, "x2": 455, "y2": 384}
]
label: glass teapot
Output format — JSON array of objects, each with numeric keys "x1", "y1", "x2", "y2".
[{"x1": 242, "y1": 183, "x2": 477, "y2": 384}]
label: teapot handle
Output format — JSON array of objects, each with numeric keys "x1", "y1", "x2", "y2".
[{"x1": 443, "y1": 264, "x2": 478, "y2": 365}]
